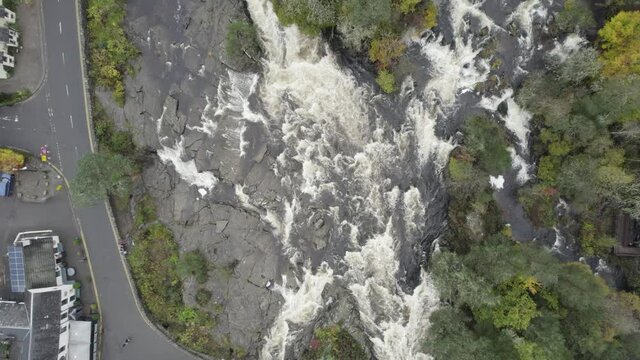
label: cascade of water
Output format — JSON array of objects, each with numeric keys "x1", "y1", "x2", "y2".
[{"x1": 155, "y1": 0, "x2": 547, "y2": 358}]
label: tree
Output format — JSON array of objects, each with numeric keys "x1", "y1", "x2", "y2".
[
  {"x1": 598, "y1": 11, "x2": 640, "y2": 76},
  {"x1": 70, "y1": 152, "x2": 135, "y2": 206},
  {"x1": 557, "y1": 47, "x2": 601, "y2": 85},
  {"x1": 368, "y1": 36, "x2": 406, "y2": 69},
  {"x1": 554, "y1": 0, "x2": 596, "y2": 33},
  {"x1": 176, "y1": 250, "x2": 209, "y2": 284},
  {"x1": 0, "y1": 148, "x2": 24, "y2": 172},
  {"x1": 463, "y1": 116, "x2": 511, "y2": 175},
  {"x1": 225, "y1": 21, "x2": 262, "y2": 71}
]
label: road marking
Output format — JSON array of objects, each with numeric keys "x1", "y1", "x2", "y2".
[
  {"x1": 62, "y1": 52, "x2": 65, "y2": 64},
  {"x1": 59, "y1": 22, "x2": 62, "y2": 34},
  {"x1": 66, "y1": 84, "x2": 69, "y2": 96},
  {"x1": 69, "y1": 115, "x2": 74, "y2": 128},
  {"x1": 0, "y1": 115, "x2": 18, "y2": 122}
]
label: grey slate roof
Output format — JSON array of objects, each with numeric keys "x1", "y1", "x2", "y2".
[
  {"x1": 0, "y1": 301, "x2": 29, "y2": 329},
  {"x1": 22, "y1": 240, "x2": 56, "y2": 290},
  {"x1": 26, "y1": 290, "x2": 61, "y2": 360},
  {"x1": 0, "y1": 27, "x2": 9, "y2": 43}
]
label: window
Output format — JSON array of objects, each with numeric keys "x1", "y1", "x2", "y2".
[
  {"x1": 60, "y1": 326, "x2": 67, "y2": 334},
  {"x1": 59, "y1": 345, "x2": 66, "y2": 353},
  {"x1": 61, "y1": 298, "x2": 68, "y2": 306},
  {"x1": 69, "y1": 295, "x2": 75, "y2": 302},
  {"x1": 61, "y1": 312, "x2": 67, "y2": 320}
]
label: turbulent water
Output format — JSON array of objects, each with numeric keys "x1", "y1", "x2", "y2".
[{"x1": 155, "y1": 0, "x2": 556, "y2": 358}]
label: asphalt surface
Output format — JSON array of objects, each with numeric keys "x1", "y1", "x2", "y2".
[{"x1": 0, "y1": 1, "x2": 196, "y2": 359}]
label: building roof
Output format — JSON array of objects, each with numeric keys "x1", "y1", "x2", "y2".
[
  {"x1": 8, "y1": 245, "x2": 26, "y2": 293},
  {"x1": 0, "y1": 301, "x2": 29, "y2": 329},
  {"x1": 0, "y1": 27, "x2": 9, "y2": 42},
  {"x1": 0, "y1": 301, "x2": 30, "y2": 360},
  {"x1": 26, "y1": 290, "x2": 61, "y2": 360},
  {"x1": 22, "y1": 239, "x2": 57, "y2": 290},
  {"x1": 68, "y1": 321, "x2": 92, "y2": 360}
]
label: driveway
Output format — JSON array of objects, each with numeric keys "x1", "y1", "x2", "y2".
[{"x1": 0, "y1": 1, "x2": 197, "y2": 359}]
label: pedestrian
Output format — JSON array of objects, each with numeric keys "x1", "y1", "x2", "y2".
[{"x1": 122, "y1": 337, "x2": 131, "y2": 348}]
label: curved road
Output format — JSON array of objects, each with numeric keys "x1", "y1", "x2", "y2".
[{"x1": 0, "y1": 1, "x2": 196, "y2": 359}]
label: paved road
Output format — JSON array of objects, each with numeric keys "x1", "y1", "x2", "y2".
[{"x1": 0, "y1": 1, "x2": 196, "y2": 359}]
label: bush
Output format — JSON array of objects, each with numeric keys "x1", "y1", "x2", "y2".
[
  {"x1": 0, "y1": 148, "x2": 24, "y2": 172},
  {"x1": 0, "y1": 89, "x2": 31, "y2": 107},
  {"x1": 394, "y1": 0, "x2": 421, "y2": 14},
  {"x1": 375, "y1": 70, "x2": 396, "y2": 93},
  {"x1": 423, "y1": 1, "x2": 438, "y2": 29},
  {"x1": 93, "y1": 101, "x2": 137, "y2": 158},
  {"x1": 369, "y1": 36, "x2": 406, "y2": 69},
  {"x1": 86, "y1": 0, "x2": 138, "y2": 105},
  {"x1": 195, "y1": 289, "x2": 212, "y2": 307},
  {"x1": 518, "y1": 185, "x2": 557, "y2": 228},
  {"x1": 177, "y1": 250, "x2": 209, "y2": 284}
]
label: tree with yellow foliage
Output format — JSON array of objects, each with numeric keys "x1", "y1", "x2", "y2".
[{"x1": 598, "y1": 11, "x2": 640, "y2": 76}]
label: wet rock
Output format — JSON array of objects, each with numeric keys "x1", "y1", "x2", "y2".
[{"x1": 215, "y1": 220, "x2": 228, "y2": 233}]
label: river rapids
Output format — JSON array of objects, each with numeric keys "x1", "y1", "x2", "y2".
[{"x1": 155, "y1": 0, "x2": 559, "y2": 358}]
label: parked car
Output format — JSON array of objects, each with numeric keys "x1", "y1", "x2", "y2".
[{"x1": 0, "y1": 172, "x2": 13, "y2": 196}]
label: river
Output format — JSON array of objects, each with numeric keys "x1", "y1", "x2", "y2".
[{"x1": 153, "y1": 0, "x2": 557, "y2": 358}]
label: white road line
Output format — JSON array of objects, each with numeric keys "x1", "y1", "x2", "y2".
[
  {"x1": 59, "y1": 22, "x2": 62, "y2": 34},
  {"x1": 69, "y1": 115, "x2": 74, "y2": 129},
  {"x1": 66, "y1": 84, "x2": 69, "y2": 96},
  {"x1": 62, "y1": 52, "x2": 65, "y2": 64}
]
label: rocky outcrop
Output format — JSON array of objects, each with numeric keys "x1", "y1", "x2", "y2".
[{"x1": 112, "y1": 0, "x2": 291, "y2": 356}]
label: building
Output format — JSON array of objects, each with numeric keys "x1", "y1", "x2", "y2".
[
  {"x1": 0, "y1": 0, "x2": 17, "y2": 79},
  {"x1": 1, "y1": 231, "x2": 96, "y2": 360}
]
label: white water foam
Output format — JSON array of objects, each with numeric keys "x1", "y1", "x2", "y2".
[
  {"x1": 157, "y1": 138, "x2": 218, "y2": 190},
  {"x1": 260, "y1": 263, "x2": 334, "y2": 360},
  {"x1": 241, "y1": 0, "x2": 524, "y2": 359},
  {"x1": 548, "y1": 33, "x2": 586, "y2": 62},
  {"x1": 509, "y1": 147, "x2": 531, "y2": 184}
]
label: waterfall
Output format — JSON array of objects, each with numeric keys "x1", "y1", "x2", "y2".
[{"x1": 154, "y1": 0, "x2": 547, "y2": 358}]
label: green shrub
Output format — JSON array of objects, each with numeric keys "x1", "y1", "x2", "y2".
[
  {"x1": 518, "y1": 185, "x2": 557, "y2": 228},
  {"x1": 195, "y1": 289, "x2": 212, "y2": 307},
  {"x1": 369, "y1": 36, "x2": 406, "y2": 69},
  {"x1": 87, "y1": 0, "x2": 138, "y2": 105},
  {"x1": 423, "y1": 1, "x2": 438, "y2": 29},
  {"x1": 177, "y1": 250, "x2": 210, "y2": 284},
  {"x1": 375, "y1": 70, "x2": 396, "y2": 93},
  {"x1": 0, "y1": 89, "x2": 31, "y2": 107},
  {"x1": 394, "y1": 0, "x2": 421, "y2": 14}
]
